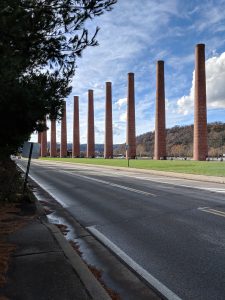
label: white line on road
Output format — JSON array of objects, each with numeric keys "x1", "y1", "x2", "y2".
[
  {"x1": 134, "y1": 176, "x2": 225, "y2": 194},
  {"x1": 87, "y1": 226, "x2": 182, "y2": 300},
  {"x1": 198, "y1": 207, "x2": 225, "y2": 218},
  {"x1": 203, "y1": 188, "x2": 225, "y2": 193},
  {"x1": 60, "y1": 170, "x2": 157, "y2": 197},
  {"x1": 17, "y1": 163, "x2": 68, "y2": 207},
  {"x1": 32, "y1": 160, "x2": 225, "y2": 195}
]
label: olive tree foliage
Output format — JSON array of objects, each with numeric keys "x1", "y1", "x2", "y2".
[{"x1": 0, "y1": 0, "x2": 116, "y2": 157}]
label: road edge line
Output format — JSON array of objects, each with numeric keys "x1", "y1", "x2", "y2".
[
  {"x1": 44, "y1": 222, "x2": 111, "y2": 300},
  {"x1": 37, "y1": 158, "x2": 225, "y2": 184},
  {"x1": 17, "y1": 163, "x2": 110, "y2": 300},
  {"x1": 87, "y1": 226, "x2": 182, "y2": 300}
]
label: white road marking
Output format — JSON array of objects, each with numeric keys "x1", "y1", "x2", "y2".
[
  {"x1": 20, "y1": 160, "x2": 225, "y2": 196},
  {"x1": 17, "y1": 163, "x2": 68, "y2": 207},
  {"x1": 59, "y1": 170, "x2": 157, "y2": 197},
  {"x1": 134, "y1": 176, "x2": 225, "y2": 194},
  {"x1": 87, "y1": 226, "x2": 182, "y2": 300},
  {"x1": 31, "y1": 161, "x2": 225, "y2": 194},
  {"x1": 198, "y1": 207, "x2": 225, "y2": 218},
  {"x1": 208, "y1": 208, "x2": 225, "y2": 215},
  {"x1": 203, "y1": 188, "x2": 225, "y2": 193}
]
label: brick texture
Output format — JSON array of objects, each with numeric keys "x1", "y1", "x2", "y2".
[
  {"x1": 72, "y1": 96, "x2": 80, "y2": 157},
  {"x1": 104, "y1": 82, "x2": 113, "y2": 158},
  {"x1": 60, "y1": 101, "x2": 67, "y2": 157},
  {"x1": 126, "y1": 73, "x2": 136, "y2": 159},
  {"x1": 50, "y1": 119, "x2": 57, "y2": 157},
  {"x1": 193, "y1": 44, "x2": 208, "y2": 160},
  {"x1": 41, "y1": 118, "x2": 47, "y2": 157},
  {"x1": 154, "y1": 61, "x2": 166, "y2": 160},
  {"x1": 87, "y1": 90, "x2": 95, "y2": 158},
  {"x1": 38, "y1": 132, "x2": 41, "y2": 156}
]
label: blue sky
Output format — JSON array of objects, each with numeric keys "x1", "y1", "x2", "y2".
[{"x1": 33, "y1": 0, "x2": 225, "y2": 144}]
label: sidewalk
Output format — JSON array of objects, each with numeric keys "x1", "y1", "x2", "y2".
[{"x1": 0, "y1": 204, "x2": 110, "y2": 300}]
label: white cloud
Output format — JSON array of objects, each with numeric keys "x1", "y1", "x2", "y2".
[
  {"x1": 206, "y1": 53, "x2": 225, "y2": 108},
  {"x1": 119, "y1": 112, "x2": 127, "y2": 122},
  {"x1": 67, "y1": 0, "x2": 181, "y2": 143},
  {"x1": 116, "y1": 98, "x2": 127, "y2": 109},
  {"x1": 177, "y1": 52, "x2": 225, "y2": 115},
  {"x1": 30, "y1": 0, "x2": 225, "y2": 144},
  {"x1": 95, "y1": 125, "x2": 104, "y2": 135},
  {"x1": 112, "y1": 123, "x2": 124, "y2": 138}
]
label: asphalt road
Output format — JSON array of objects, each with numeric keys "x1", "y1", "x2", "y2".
[{"x1": 18, "y1": 159, "x2": 225, "y2": 300}]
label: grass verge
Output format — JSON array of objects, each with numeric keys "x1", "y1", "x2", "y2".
[{"x1": 40, "y1": 157, "x2": 225, "y2": 177}]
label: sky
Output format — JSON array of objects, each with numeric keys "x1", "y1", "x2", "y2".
[{"x1": 32, "y1": 0, "x2": 225, "y2": 145}]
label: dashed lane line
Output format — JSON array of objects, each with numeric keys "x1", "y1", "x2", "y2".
[
  {"x1": 59, "y1": 170, "x2": 157, "y2": 197},
  {"x1": 134, "y1": 176, "x2": 225, "y2": 194},
  {"x1": 18, "y1": 162, "x2": 157, "y2": 198},
  {"x1": 24, "y1": 160, "x2": 225, "y2": 195},
  {"x1": 18, "y1": 160, "x2": 225, "y2": 196},
  {"x1": 198, "y1": 207, "x2": 225, "y2": 218}
]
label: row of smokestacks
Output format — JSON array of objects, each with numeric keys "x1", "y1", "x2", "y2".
[{"x1": 39, "y1": 44, "x2": 208, "y2": 161}]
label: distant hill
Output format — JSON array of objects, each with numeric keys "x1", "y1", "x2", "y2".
[
  {"x1": 47, "y1": 142, "x2": 120, "y2": 155},
  {"x1": 135, "y1": 122, "x2": 225, "y2": 157},
  {"x1": 46, "y1": 122, "x2": 225, "y2": 157}
]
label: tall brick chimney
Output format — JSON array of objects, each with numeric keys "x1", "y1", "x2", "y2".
[
  {"x1": 38, "y1": 131, "x2": 41, "y2": 156},
  {"x1": 60, "y1": 101, "x2": 67, "y2": 157},
  {"x1": 87, "y1": 90, "x2": 95, "y2": 158},
  {"x1": 72, "y1": 96, "x2": 80, "y2": 157},
  {"x1": 154, "y1": 60, "x2": 166, "y2": 160},
  {"x1": 193, "y1": 44, "x2": 208, "y2": 160},
  {"x1": 104, "y1": 82, "x2": 113, "y2": 159},
  {"x1": 38, "y1": 132, "x2": 41, "y2": 144},
  {"x1": 50, "y1": 119, "x2": 57, "y2": 157},
  {"x1": 41, "y1": 118, "x2": 47, "y2": 157},
  {"x1": 126, "y1": 73, "x2": 136, "y2": 159}
]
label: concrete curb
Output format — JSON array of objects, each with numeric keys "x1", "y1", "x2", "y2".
[
  {"x1": 39, "y1": 159, "x2": 225, "y2": 184},
  {"x1": 20, "y1": 164, "x2": 111, "y2": 300},
  {"x1": 44, "y1": 222, "x2": 111, "y2": 300}
]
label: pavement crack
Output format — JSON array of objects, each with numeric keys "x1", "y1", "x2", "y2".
[{"x1": 13, "y1": 250, "x2": 61, "y2": 257}]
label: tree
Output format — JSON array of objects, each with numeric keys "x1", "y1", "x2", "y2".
[
  {"x1": 136, "y1": 144, "x2": 145, "y2": 157},
  {"x1": 0, "y1": 0, "x2": 117, "y2": 158}
]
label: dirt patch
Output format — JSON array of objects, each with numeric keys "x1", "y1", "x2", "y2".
[
  {"x1": 69, "y1": 240, "x2": 83, "y2": 257},
  {"x1": 55, "y1": 223, "x2": 69, "y2": 235},
  {"x1": 39, "y1": 200, "x2": 54, "y2": 215},
  {"x1": 69, "y1": 239, "x2": 121, "y2": 300},
  {"x1": 88, "y1": 265, "x2": 121, "y2": 300},
  {"x1": 54, "y1": 222, "x2": 120, "y2": 299}
]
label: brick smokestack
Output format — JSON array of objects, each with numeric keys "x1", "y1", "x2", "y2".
[
  {"x1": 126, "y1": 73, "x2": 136, "y2": 159},
  {"x1": 38, "y1": 132, "x2": 41, "y2": 144},
  {"x1": 193, "y1": 44, "x2": 208, "y2": 160},
  {"x1": 50, "y1": 119, "x2": 57, "y2": 157},
  {"x1": 87, "y1": 90, "x2": 95, "y2": 158},
  {"x1": 41, "y1": 118, "x2": 47, "y2": 157},
  {"x1": 38, "y1": 131, "x2": 41, "y2": 156},
  {"x1": 60, "y1": 101, "x2": 67, "y2": 157},
  {"x1": 72, "y1": 96, "x2": 80, "y2": 157},
  {"x1": 104, "y1": 82, "x2": 113, "y2": 159},
  {"x1": 154, "y1": 60, "x2": 166, "y2": 160}
]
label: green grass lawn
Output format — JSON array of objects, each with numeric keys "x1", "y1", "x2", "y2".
[{"x1": 40, "y1": 157, "x2": 225, "y2": 177}]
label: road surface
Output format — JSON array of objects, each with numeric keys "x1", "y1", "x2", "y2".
[{"x1": 18, "y1": 159, "x2": 225, "y2": 300}]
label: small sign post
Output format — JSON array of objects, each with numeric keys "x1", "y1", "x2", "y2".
[
  {"x1": 125, "y1": 144, "x2": 129, "y2": 167},
  {"x1": 23, "y1": 142, "x2": 34, "y2": 192}
]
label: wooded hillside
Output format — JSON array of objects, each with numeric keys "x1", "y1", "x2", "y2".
[{"x1": 133, "y1": 122, "x2": 225, "y2": 157}]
